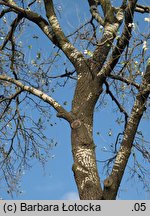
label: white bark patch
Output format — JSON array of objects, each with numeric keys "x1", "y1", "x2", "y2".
[
  {"x1": 76, "y1": 166, "x2": 88, "y2": 174},
  {"x1": 8, "y1": 0, "x2": 17, "y2": 6},
  {"x1": 75, "y1": 147, "x2": 98, "y2": 190},
  {"x1": 84, "y1": 123, "x2": 92, "y2": 139},
  {"x1": 62, "y1": 43, "x2": 83, "y2": 65},
  {"x1": 76, "y1": 147, "x2": 95, "y2": 168},
  {"x1": 49, "y1": 15, "x2": 61, "y2": 30},
  {"x1": 43, "y1": 25, "x2": 51, "y2": 35},
  {"x1": 114, "y1": 146, "x2": 126, "y2": 168},
  {"x1": 70, "y1": 51, "x2": 83, "y2": 65},
  {"x1": 52, "y1": 101, "x2": 61, "y2": 108},
  {"x1": 87, "y1": 92, "x2": 92, "y2": 101},
  {"x1": 25, "y1": 87, "x2": 61, "y2": 110},
  {"x1": 70, "y1": 50, "x2": 79, "y2": 59},
  {"x1": 105, "y1": 23, "x2": 119, "y2": 36},
  {"x1": 84, "y1": 123, "x2": 92, "y2": 133},
  {"x1": 80, "y1": 173, "x2": 97, "y2": 190},
  {"x1": 78, "y1": 74, "x2": 82, "y2": 80},
  {"x1": 116, "y1": 10, "x2": 124, "y2": 22},
  {"x1": 62, "y1": 42, "x2": 72, "y2": 50},
  {"x1": 30, "y1": 89, "x2": 60, "y2": 107}
]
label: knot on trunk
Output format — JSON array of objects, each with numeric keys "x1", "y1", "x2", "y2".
[
  {"x1": 71, "y1": 119, "x2": 82, "y2": 129},
  {"x1": 104, "y1": 176, "x2": 113, "y2": 188}
]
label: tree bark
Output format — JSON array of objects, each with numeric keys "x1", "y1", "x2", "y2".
[{"x1": 71, "y1": 63, "x2": 103, "y2": 199}]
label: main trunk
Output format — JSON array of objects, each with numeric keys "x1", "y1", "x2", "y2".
[
  {"x1": 71, "y1": 123, "x2": 102, "y2": 199},
  {"x1": 71, "y1": 64, "x2": 103, "y2": 199}
]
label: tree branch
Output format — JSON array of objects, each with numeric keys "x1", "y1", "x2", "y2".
[
  {"x1": 99, "y1": 0, "x2": 113, "y2": 18},
  {"x1": 102, "y1": 60, "x2": 150, "y2": 199},
  {"x1": 0, "y1": 14, "x2": 23, "y2": 51},
  {"x1": 0, "y1": 74, "x2": 74, "y2": 123},
  {"x1": 135, "y1": 4, "x2": 150, "y2": 13},
  {"x1": 43, "y1": 0, "x2": 85, "y2": 70},
  {"x1": 0, "y1": 0, "x2": 85, "y2": 72},
  {"x1": 0, "y1": 0, "x2": 55, "y2": 42},
  {"x1": 0, "y1": 7, "x2": 13, "y2": 18},
  {"x1": 91, "y1": 4, "x2": 124, "y2": 73},
  {"x1": 109, "y1": 74, "x2": 140, "y2": 89},
  {"x1": 28, "y1": 0, "x2": 36, "y2": 7},
  {"x1": 88, "y1": 0, "x2": 104, "y2": 26},
  {"x1": 98, "y1": 0, "x2": 138, "y2": 78},
  {"x1": 105, "y1": 81, "x2": 128, "y2": 128},
  {"x1": 0, "y1": 89, "x2": 22, "y2": 118}
]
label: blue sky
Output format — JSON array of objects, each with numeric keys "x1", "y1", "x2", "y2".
[{"x1": 0, "y1": 0, "x2": 150, "y2": 200}]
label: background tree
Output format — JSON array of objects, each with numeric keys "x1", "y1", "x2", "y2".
[{"x1": 0, "y1": 0, "x2": 150, "y2": 199}]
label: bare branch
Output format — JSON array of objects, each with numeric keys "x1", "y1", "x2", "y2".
[
  {"x1": 105, "y1": 81, "x2": 128, "y2": 128},
  {"x1": 43, "y1": 0, "x2": 85, "y2": 70},
  {"x1": 28, "y1": 0, "x2": 36, "y2": 7},
  {"x1": 99, "y1": 0, "x2": 113, "y2": 18},
  {"x1": 88, "y1": 0, "x2": 104, "y2": 25},
  {"x1": 0, "y1": 89, "x2": 22, "y2": 118},
  {"x1": 0, "y1": 0, "x2": 55, "y2": 42},
  {"x1": 0, "y1": 8, "x2": 13, "y2": 18},
  {"x1": 0, "y1": 0, "x2": 85, "y2": 72},
  {"x1": 133, "y1": 142, "x2": 150, "y2": 162},
  {"x1": 109, "y1": 74, "x2": 140, "y2": 89},
  {"x1": 135, "y1": 4, "x2": 150, "y2": 13},
  {"x1": 91, "y1": 5, "x2": 124, "y2": 73},
  {"x1": 121, "y1": 0, "x2": 127, "y2": 9},
  {"x1": 0, "y1": 74, "x2": 74, "y2": 122},
  {"x1": 102, "y1": 60, "x2": 150, "y2": 199},
  {"x1": 47, "y1": 69, "x2": 76, "y2": 80},
  {"x1": 98, "y1": 0, "x2": 138, "y2": 78},
  {"x1": 0, "y1": 14, "x2": 23, "y2": 51}
]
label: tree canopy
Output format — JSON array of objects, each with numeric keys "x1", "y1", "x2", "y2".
[{"x1": 0, "y1": 0, "x2": 150, "y2": 199}]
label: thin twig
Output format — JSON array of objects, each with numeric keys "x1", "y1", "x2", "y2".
[{"x1": 104, "y1": 81, "x2": 128, "y2": 128}]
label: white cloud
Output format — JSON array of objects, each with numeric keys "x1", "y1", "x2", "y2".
[{"x1": 61, "y1": 191, "x2": 79, "y2": 200}]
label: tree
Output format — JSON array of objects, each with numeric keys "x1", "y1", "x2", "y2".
[{"x1": 0, "y1": 0, "x2": 150, "y2": 199}]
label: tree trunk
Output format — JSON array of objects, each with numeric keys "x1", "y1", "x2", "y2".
[
  {"x1": 71, "y1": 126, "x2": 102, "y2": 199},
  {"x1": 71, "y1": 64, "x2": 103, "y2": 199}
]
